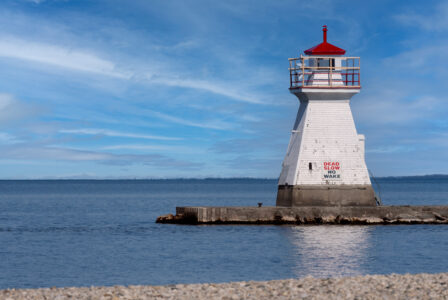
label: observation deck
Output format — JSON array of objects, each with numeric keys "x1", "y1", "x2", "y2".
[{"x1": 289, "y1": 55, "x2": 360, "y2": 89}]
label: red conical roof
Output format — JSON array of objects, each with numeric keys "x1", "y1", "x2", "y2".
[{"x1": 304, "y1": 26, "x2": 346, "y2": 55}]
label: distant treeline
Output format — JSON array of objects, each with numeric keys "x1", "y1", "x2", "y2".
[
  {"x1": 1, "y1": 175, "x2": 448, "y2": 181},
  {"x1": 375, "y1": 174, "x2": 448, "y2": 180}
]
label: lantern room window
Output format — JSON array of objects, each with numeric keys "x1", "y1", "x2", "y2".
[
  {"x1": 289, "y1": 25, "x2": 360, "y2": 89},
  {"x1": 289, "y1": 55, "x2": 360, "y2": 88}
]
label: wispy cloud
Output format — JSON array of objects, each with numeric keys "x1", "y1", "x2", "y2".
[
  {"x1": 0, "y1": 37, "x2": 128, "y2": 78},
  {"x1": 0, "y1": 132, "x2": 22, "y2": 144},
  {"x1": 101, "y1": 144, "x2": 206, "y2": 154},
  {"x1": 367, "y1": 146, "x2": 415, "y2": 154},
  {"x1": 2, "y1": 145, "x2": 110, "y2": 161},
  {"x1": 152, "y1": 77, "x2": 265, "y2": 104},
  {"x1": 0, "y1": 94, "x2": 40, "y2": 126},
  {"x1": 142, "y1": 108, "x2": 235, "y2": 130},
  {"x1": 382, "y1": 44, "x2": 448, "y2": 72},
  {"x1": 354, "y1": 92, "x2": 442, "y2": 125},
  {"x1": 151, "y1": 40, "x2": 200, "y2": 51},
  {"x1": 0, "y1": 36, "x2": 269, "y2": 105},
  {"x1": 0, "y1": 143, "x2": 203, "y2": 169},
  {"x1": 59, "y1": 128, "x2": 182, "y2": 141},
  {"x1": 102, "y1": 144, "x2": 178, "y2": 151},
  {"x1": 395, "y1": 2, "x2": 448, "y2": 31}
]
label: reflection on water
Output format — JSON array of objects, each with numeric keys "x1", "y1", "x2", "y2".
[{"x1": 287, "y1": 226, "x2": 372, "y2": 278}]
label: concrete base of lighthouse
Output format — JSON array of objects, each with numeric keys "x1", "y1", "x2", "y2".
[{"x1": 276, "y1": 184, "x2": 377, "y2": 207}]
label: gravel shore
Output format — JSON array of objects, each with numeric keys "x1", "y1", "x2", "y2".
[{"x1": 1, "y1": 273, "x2": 448, "y2": 299}]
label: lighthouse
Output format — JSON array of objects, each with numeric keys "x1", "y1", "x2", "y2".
[{"x1": 277, "y1": 26, "x2": 377, "y2": 207}]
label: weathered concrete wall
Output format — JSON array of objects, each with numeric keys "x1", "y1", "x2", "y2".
[
  {"x1": 156, "y1": 206, "x2": 448, "y2": 225},
  {"x1": 276, "y1": 184, "x2": 377, "y2": 207}
]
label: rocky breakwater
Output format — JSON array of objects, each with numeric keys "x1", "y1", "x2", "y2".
[
  {"x1": 156, "y1": 206, "x2": 448, "y2": 224},
  {"x1": 2, "y1": 273, "x2": 448, "y2": 299}
]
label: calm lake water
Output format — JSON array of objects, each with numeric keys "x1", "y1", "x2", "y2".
[{"x1": 1, "y1": 178, "x2": 448, "y2": 289}]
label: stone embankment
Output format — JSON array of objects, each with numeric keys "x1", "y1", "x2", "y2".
[
  {"x1": 2, "y1": 273, "x2": 448, "y2": 299},
  {"x1": 157, "y1": 206, "x2": 448, "y2": 224}
]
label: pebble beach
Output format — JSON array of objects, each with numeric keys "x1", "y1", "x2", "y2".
[{"x1": 1, "y1": 273, "x2": 448, "y2": 300}]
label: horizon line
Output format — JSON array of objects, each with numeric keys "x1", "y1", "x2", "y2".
[{"x1": 0, "y1": 174, "x2": 447, "y2": 180}]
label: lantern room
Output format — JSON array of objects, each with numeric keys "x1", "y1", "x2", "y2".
[{"x1": 289, "y1": 26, "x2": 360, "y2": 89}]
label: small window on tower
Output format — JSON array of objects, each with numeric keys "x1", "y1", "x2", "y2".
[
  {"x1": 317, "y1": 58, "x2": 332, "y2": 67},
  {"x1": 309, "y1": 162, "x2": 312, "y2": 170}
]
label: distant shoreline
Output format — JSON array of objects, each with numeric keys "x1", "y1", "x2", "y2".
[
  {"x1": 0, "y1": 174, "x2": 448, "y2": 181},
  {"x1": 2, "y1": 273, "x2": 447, "y2": 299}
]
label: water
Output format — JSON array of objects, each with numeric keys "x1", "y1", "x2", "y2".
[{"x1": 0, "y1": 178, "x2": 448, "y2": 289}]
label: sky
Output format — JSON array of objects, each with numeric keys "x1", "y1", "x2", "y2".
[{"x1": 0, "y1": 0, "x2": 447, "y2": 179}]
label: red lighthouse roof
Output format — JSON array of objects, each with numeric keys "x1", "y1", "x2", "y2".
[{"x1": 304, "y1": 26, "x2": 346, "y2": 55}]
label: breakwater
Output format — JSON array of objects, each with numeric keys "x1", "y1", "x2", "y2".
[
  {"x1": 2, "y1": 273, "x2": 447, "y2": 299},
  {"x1": 157, "y1": 206, "x2": 448, "y2": 224}
]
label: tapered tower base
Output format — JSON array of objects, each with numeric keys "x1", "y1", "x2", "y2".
[{"x1": 276, "y1": 184, "x2": 377, "y2": 207}]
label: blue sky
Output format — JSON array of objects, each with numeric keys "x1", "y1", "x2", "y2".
[{"x1": 0, "y1": 0, "x2": 447, "y2": 178}]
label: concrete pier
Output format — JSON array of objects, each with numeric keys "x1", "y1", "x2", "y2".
[{"x1": 156, "y1": 206, "x2": 448, "y2": 225}]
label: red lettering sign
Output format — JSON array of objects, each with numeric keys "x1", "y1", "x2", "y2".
[{"x1": 324, "y1": 162, "x2": 340, "y2": 170}]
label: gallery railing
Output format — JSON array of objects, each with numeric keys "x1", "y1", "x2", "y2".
[{"x1": 289, "y1": 55, "x2": 361, "y2": 89}]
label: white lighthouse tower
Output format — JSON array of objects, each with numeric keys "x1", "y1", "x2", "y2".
[{"x1": 277, "y1": 26, "x2": 377, "y2": 207}]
